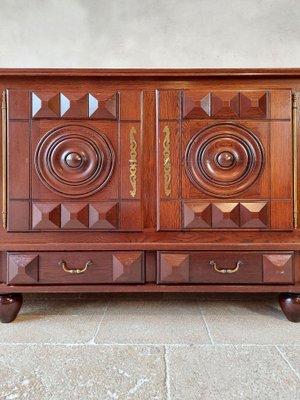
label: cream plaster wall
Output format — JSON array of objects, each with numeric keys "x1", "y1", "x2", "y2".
[{"x1": 0, "y1": 0, "x2": 299, "y2": 68}]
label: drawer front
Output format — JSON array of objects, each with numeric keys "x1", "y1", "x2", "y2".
[
  {"x1": 7, "y1": 251, "x2": 145, "y2": 285},
  {"x1": 157, "y1": 251, "x2": 294, "y2": 284}
]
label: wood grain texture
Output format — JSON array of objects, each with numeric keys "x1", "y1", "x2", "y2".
[
  {"x1": 158, "y1": 251, "x2": 264, "y2": 284},
  {"x1": 6, "y1": 251, "x2": 144, "y2": 285},
  {"x1": 1, "y1": 69, "x2": 300, "y2": 321}
]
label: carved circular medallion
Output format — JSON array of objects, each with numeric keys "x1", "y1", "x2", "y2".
[
  {"x1": 185, "y1": 123, "x2": 264, "y2": 197},
  {"x1": 35, "y1": 124, "x2": 115, "y2": 198}
]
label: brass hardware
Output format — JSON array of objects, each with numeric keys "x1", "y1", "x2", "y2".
[
  {"x1": 59, "y1": 260, "x2": 92, "y2": 274},
  {"x1": 129, "y1": 126, "x2": 137, "y2": 197},
  {"x1": 163, "y1": 125, "x2": 171, "y2": 196},
  {"x1": 293, "y1": 93, "x2": 298, "y2": 228},
  {"x1": 209, "y1": 260, "x2": 243, "y2": 274},
  {"x1": 1, "y1": 91, "x2": 7, "y2": 229}
]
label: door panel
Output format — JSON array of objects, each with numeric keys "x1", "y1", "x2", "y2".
[
  {"x1": 7, "y1": 89, "x2": 143, "y2": 232},
  {"x1": 157, "y1": 89, "x2": 293, "y2": 231}
]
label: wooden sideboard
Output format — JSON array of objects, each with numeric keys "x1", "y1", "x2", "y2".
[{"x1": 0, "y1": 68, "x2": 300, "y2": 323}]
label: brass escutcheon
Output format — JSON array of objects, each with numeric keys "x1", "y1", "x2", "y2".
[
  {"x1": 129, "y1": 127, "x2": 137, "y2": 197},
  {"x1": 163, "y1": 125, "x2": 171, "y2": 196}
]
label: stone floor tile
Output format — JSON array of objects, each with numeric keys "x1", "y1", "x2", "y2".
[
  {"x1": 199, "y1": 300, "x2": 300, "y2": 344},
  {"x1": 167, "y1": 345, "x2": 300, "y2": 400},
  {"x1": 22, "y1": 295, "x2": 109, "y2": 315},
  {"x1": 79, "y1": 292, "x2": 164, "y2": 300},
  {"x1": 277, "y1": 346, "x2": 300, "y2": 379},
  {"x1": 95, "y1": 299, "x2": 210, "y2": 344},
  {"x1": 0, "y1": 344, "x2": 166, "y2": 400},
  {"x1": 23, "y1": 293, "x2": 82, "y2": 300},
  {"x1": 198, "y1": 293, "x2": 278, "y2": 302},
  {"x1": 0, "y1": 315, "x2": 103, "y2": 344}
]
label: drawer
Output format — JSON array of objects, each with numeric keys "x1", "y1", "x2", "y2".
[
  {"x1": 157, "y1": 251, "x2": 294, "y2": 284},
  {"x1": 7, "y1": 251, "x2": 145, "y2": 285}
]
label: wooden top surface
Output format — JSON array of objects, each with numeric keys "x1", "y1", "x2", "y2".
[{"x1": 0, "y1": 68, "x2": 300, "y2": 77}]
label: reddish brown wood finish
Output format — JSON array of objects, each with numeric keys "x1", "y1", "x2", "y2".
[
  {"x1": 7, "y1": 252, "x2": 145, "y2": 284},
  {"x1": 279, "y1": 293, "x2": 300, "y2": 322},
  {"x1": 158, "y1": 89, "x2": 292, "y2": 232},
  {"x1": 0, "y1": 69, "x2": 300, "y2": 322},
  {"x1": 0, "y1": 293, "x2": 23, "y2": 323},
  {"x1": 158, "y1": 251, "x2": 294, "y2": 284}
]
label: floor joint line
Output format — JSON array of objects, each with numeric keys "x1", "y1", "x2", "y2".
[
  {"x1": 276, "y1": 345, "x2": 300, "y2": 382},
  {"x1": 164, "y1": 346, "x2": 171, "y2": 400}
]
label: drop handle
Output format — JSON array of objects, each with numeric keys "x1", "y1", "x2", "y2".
[
  {"x1": 59, "y1": 260, "x2": 92, "y2": 274},
  {"x1": 209, "y1": 260, "x2": 243, "y2": 274}
]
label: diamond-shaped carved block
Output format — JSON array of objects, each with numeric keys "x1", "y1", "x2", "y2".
[
  {"x1": 89, "y1": 203, "x2": 118, "y2": 229},
  {"x1": 159, "y1": 254, "x2": 190, "y2": 283},
  {"x1": 240, "y1": 92, "x2": 268, "y2": 118},
  {"x1": 183, "y1": 202, "x2": 212, "y2": 228},
  {"x1": 211, "y1": 92, "x2": 239, "y2": 117},
  {"x1": 8, "y1": 254, "x2": 39, "y2": 284},
  {"x1": 263, "y1": 254, "x2": 293, "y2": 283},
  {"x1": 32, "y1": 92, "x2": 61, "y2": 118},
  {"x1": 240, "y1": 202, "x2": 268, "y2": 228},
  {"x1": 88, "y1": 93, "x2": 118, "y2": 119},
  {"x1": 182, "y1": 92, "x2": 210, "y2": 118},
  {"x1": 212, "y1": 203, "x2": 239, "y2": 228},
  {"x1": 112, "y1": 253, "x2": 143, "y2": 283},
  {"x1": 61, "y1": 203, "x2": 89, "y2": 229},
  {"x1": 32, "y1": 202, "x2": 61, "y2": 230}
]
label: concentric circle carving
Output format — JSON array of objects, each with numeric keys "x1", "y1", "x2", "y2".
[
  {"x1": 185, "y1": 123, "x2": 264, "y2": 197},
  {"x1": 35, "y1": 124, "x2": 115, "y2": 198}
]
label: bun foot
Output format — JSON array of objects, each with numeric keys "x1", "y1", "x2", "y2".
[
  {"x1": 0, "y1": 293, "x2": 23, "y2": 323},
  {"x1": 279, "y1": 293, "x2": 300, "y2": 322}
]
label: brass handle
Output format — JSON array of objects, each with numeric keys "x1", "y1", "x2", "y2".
[
  {"x1": 59, "y1": 260, "x2": 92, "y2": 274},
  {"x1": 209, "y1": 260, "x2": 243, "y2": 274}
]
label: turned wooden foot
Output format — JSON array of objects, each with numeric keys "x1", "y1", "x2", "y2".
[
  {"x1": 279, "y1": 293, "x2": 300, "y2": 322},
  {"x1": 0, "y1": 293, "x2": 23, "y2": 323}
]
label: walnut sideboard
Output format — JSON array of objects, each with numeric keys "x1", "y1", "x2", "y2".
[{"x1": 0, "y1": 68, "x2": 300, "y2": 323}]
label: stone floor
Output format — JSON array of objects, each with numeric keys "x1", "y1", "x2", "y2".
[{"x1": 0, "y1": 293, "x2": 300, "y2": 399}]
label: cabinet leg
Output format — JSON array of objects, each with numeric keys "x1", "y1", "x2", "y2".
[
  {"x1": 279, "y1": 293, "x2": 300, "y2": 322},
  {"x1": 0, "y1": 293, "x2": 23, "y2": 323}
]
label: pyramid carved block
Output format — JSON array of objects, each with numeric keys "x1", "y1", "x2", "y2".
[
  {"x1": 183, "y1": 202, "x2": 212, "y2": 228},
  {"x1": 89, "y1": 203, "x2": 118, "y2": 229},
  {"x1": 263, "y1": 254, "x2": 293, "y2": 283},
  {"x1": 32, "y1": 92, "x2": 118, "y2": 119},
  {"x1": 8, "y1": 254, "x2": 39, "y2": 284},
  {"x1": 211, "y1": 92, "x2": 239, "y2": 117},
  {"x1": 240, "y1": 92, "x2": 268, "y2": 118},
  {"x1": 240, "y1": 202, "x2": 268, "y2": 228},
  {"x1": 32, "y1": 92, "x2": 61, "y2": 118},
  {"x1": 59, "y1": 93, "x2": 88, "y2": 118},
  {"x1": 32, "y1": 202, "x2": 61, "y2": 230},
  {"x1": 89, "y1": 93, "x2": 118, "y2": 119},
  {"x1": 61, "y1": 203, "x2": 89, "y2": 229},
  {"x1": 182, "y1": 92, "x2": 210, "y2": 118},
  {"x1": 159, "y1": 254, "x2": 190, "y2": 283},
  {"x1": 212, "y1": 203, "x2": 240, "y2": 228},
  {"x1": 112, "y1": 253, "x2": 143, "y2": 283}
]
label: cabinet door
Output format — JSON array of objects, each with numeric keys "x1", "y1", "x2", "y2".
[
  {"x1": 157, "y1": 89, "x2": 293, "y2": 231},
  {"x1": 7, "y1": 89, "x2": 143, "y2": 232}
]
